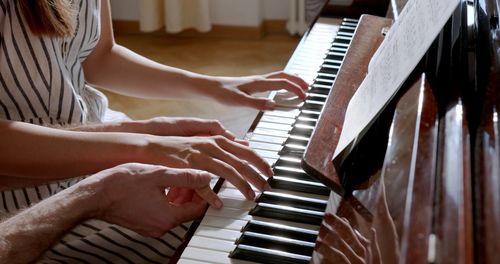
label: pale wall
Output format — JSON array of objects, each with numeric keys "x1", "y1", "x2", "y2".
[{"x1": 109, "y1": 0, "x2": 292, "y2": 25}]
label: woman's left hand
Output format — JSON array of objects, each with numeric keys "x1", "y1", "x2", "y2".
[{"x1": 212, "y1": 71, "x2": 309, "y2": 110}]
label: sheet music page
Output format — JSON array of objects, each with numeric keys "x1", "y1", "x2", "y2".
[{"x1": 333, "y1": 0, "x2": 460, "y2": 158}]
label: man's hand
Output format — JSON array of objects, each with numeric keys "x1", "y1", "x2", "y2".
[{"x1": 84, "y1": 163, "x2": 222, "y2": 237}]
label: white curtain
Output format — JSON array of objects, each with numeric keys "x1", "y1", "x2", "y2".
[{"x1": 138, "y1": 0, "x2": 212, "y2": 33}]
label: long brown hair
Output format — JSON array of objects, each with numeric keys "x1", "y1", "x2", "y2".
[{"x1": 19, "y1": 0, "x2": 76, "y2": 37}]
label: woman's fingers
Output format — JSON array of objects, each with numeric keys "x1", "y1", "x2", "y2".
[
  {"x1": 199, "y1": 157, "x2": 256, "y2": 200},
  {"x1": 266, "y1": 71, "x2": 310, "y2": 91},
  {"x1": 213, "y1": 136, "x2": 273, "y2": 178},
  {"x1": 205, "y1": 143, "x2": 271, "y2": 192},
  {"x1": 239, "y1": 79, "x2": 306, "y2": 99}
]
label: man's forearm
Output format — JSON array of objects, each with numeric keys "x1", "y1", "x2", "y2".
[{"x1": 0, "y1": 184, "x2": 98, "y2": 263}]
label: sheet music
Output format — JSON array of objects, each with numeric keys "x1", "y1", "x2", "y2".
[{"x1": 333, "y1": 0, "x2": 460, "y2": 158}]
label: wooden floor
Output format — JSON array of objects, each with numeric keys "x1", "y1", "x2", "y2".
[{"x1": 102, "y1": 33, "x2": 300, "y2": 137}]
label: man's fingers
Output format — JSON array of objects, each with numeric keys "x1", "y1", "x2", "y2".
[
  {"x1": 196, "y1": 185, "x2": 223, "y2": 209},
  {"x1": 168, "y1": 201, "x2": 207, "y2": 226},
  {"x1": 156, "y1": 168, "x2": 213, "y2": 189}
]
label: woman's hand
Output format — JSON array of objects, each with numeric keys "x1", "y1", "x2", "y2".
[
  {"x1": 85, "y1": 163, "x2": 222, "y2": 238},
  {"x1": 68, "y1": 117, "x2": 249, "y2": 145},
  {"x1": 210, "y1": 71, "x2": 310, "y2": 110},
  {"x1": 143, "y1": 134, "x2": 273, "y2": 200}
]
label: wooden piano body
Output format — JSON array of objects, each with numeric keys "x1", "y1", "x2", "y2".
[
  {"x1": 176, "y1": 0, "x2": 500, "y2": 263},
  {"x1": 304, "y1": 0, "x2": 500, "y2": 263}
]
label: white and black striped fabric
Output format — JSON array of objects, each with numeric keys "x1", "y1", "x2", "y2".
[{"x1": 0, "y1": 0, "x2": 188, "y2": 263}]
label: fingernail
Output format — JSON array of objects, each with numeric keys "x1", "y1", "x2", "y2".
[
  {"x1": 247, "y1": 190, "x2": 256, "y2": 200},
  {"x1": 265, "y1": 100, "x2": 276, "y2": 110},
  {"x1": 264, "y1": 182, "x2": 272, "y2": 192},
  {"x1": 214, "y1": 199, "x2": 223, "y2": 209},
  {"x1": 267, "y1": 167, "x2": 274, "y2": 177}
]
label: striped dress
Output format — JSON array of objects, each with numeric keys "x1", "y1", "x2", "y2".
[{"x1": 0, "y1": 0, "x2": 188, "y2": 263}]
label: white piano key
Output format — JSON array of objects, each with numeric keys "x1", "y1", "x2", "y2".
[
  {"x1": 248, "y1": 134, "x2": 286, "y2": 145},
  {"x1": 263, "y1": 109, "x2": 300, "y2": 119},
  {"x1": 178, "y1": 259, "x2": 212, "y2": 264},
  {"x1": 188, "y1": 236, "x2": 236, "y2": 253},
  {"x1": 252, "y1": 127, "x2": 290, "y2": 138},
  {"x1": 255, "y1": 122, "x2": 292, "y2": 132},
  {"x1": 195, "y1": 225, "x2": 241, "y2": 241},
  {"x1": 249, "y1": 141, "x2": 283, "y2": 152},
  {"x1": 254, "y1": 149, "x2": 279, "y2": 160},
  {"x1": 182, "y1": 247, "x2": 254, "y2": 264},
  {"x1": 200, "y1": 215, "x2": 248, "y2": 231},
  {"x1": 259, "y1": 114, "x2": 296, "y2": 125}
]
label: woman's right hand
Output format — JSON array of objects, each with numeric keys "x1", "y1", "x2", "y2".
[{"x1": 142, "y1": 134, "x2": 273, "y2": 200}]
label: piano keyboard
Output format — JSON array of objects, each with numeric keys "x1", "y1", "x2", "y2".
[{"x1": 178, "y1": 17, "x2": 358, "y2": 264}]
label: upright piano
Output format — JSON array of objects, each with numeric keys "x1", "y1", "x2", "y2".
[{"x1": 175, "y1": 0, "x2": 500, "y2": 263}]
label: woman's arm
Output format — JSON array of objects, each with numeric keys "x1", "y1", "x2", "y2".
[
  {"x1": 0, "y1": 119, "x2": 270, "y2": 199},
  {"x1": 82, "y1": 0, "x2": 308, "y2": 110},
  {"x1": 0, "y1": 119, "x2": 146, "y2": 179}
]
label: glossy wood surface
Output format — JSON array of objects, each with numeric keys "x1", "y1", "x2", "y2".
[
  {"x1": 333, "y1": 74, "x2": 439, "y2": 264},
  {"x1": 302, "y1": 15, "x2": 393, "y2": 195}
]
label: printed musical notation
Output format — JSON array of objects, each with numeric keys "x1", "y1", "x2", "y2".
[{"x1": 334, "y1": 0, "x2": 460, "y2": 158}]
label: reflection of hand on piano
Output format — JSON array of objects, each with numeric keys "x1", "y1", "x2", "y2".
[{"x1": 313, "y1": 213, "x2": 382, "y2": 264}]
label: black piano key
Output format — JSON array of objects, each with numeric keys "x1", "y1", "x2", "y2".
[
  {"x1": 294, "y1": 119, "x2": 317, "y2": 128},
  {"x1": 305, "y1": 95, "x2": 327, "y2": 103},
  {"x1": 268, "y1": 176, "x2": 330, "y2": 195},
  {"x1": 323, "y1": 58, "x2": 343, "y2": 65},
  {"x1": 288, "y1": 126, "x2": 313, "y2": 138},
  {"x1": 242, "y1": 220, "x2": 319, "y2": 243},
  {"x1": 313, "y1": 77, "x2": 334, "y2": 85},
  {"x1": 337, "y1": 30, "x2": 354, "y2": 36},
  {"x1": 331, "y1": 42, "x2": 350, "y2": 49},
  {"x1": 230, "y1": 244, "x2": 310, "y2": 264},
  {"x1": 255, "y1": 191, "x2": 328, "y2": 211},
  {"x1": 284, "y1": 136, "x2": 309, "y2": 147},
  {"x1": 301, "y1": 102, "x2": 324, "y2": 112},
  {"x1": 249, "y1": 203, "x2": 325, "y2": 225},
  {"x1": 326, "y1": 51, "x2": 345, "y2": 61},
  {"x1": 274, "y1": 156, "x2": 302, "y2": 168},
  {"x1": 321, "y1": 63, "x2": 341, "y2": 71},
  {"x1": 236, "y1": 231, "x2": 315, "y2": 256},
  {"x1": 315, "y1": 72, "x2": 337, "y2": 80},
  {"x1": 309, "y1": 87, "x2": 331, "y2": 95},
  {"x1": 328, "y1": 46, "x2": 348, "y2": 53},
  {"x1": 273, "y1": 166, "x2": 317, "y2": 182},
  {"x1": 298, "y1": 110, "x2": 320, "y2": 120}
]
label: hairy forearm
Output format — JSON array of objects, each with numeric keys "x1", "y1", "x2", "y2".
[
  {"x1": 0, "y1": 120, "x2": 147, "y2": 179},
  {"x1": 0, "y1": 184, "x2": 98, "y2": 263},
  {"x1": 83, "y1": 44, "x2": 221, "y2": 100}
]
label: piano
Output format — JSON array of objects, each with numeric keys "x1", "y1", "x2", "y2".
[{"x1": 175, "y1": 0, "x2": 500, "y2": 263}]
